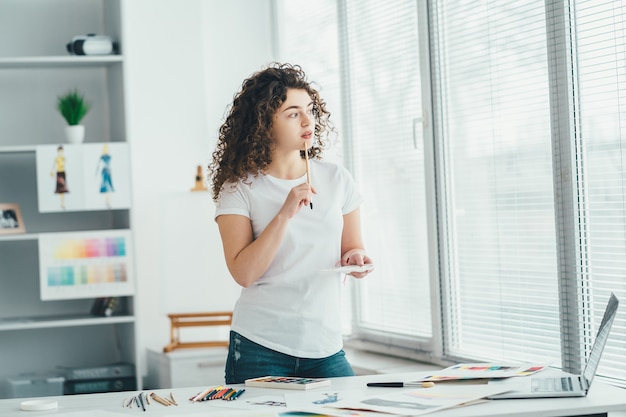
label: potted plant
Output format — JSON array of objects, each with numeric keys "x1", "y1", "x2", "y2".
[{"x1": 57, "y1": 88, "x2": 91, "y2": 144}]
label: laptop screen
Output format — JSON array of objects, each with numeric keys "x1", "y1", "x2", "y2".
[{"x1": 582, "y1": 293, "x2": 619, "y2": 387}]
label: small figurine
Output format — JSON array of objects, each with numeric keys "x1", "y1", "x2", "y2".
[{"x1": 191, "y1": 165, "x2": 208, "y2": 192}]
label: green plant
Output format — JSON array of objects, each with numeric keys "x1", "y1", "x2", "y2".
[{"x1": 56, "y1": 89, "x2": 91, "y2": 125}]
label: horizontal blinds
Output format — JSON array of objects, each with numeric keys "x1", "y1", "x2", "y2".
[
  {"x1": 342, "y1": 0, "x2": 433, "y2": 344},
  {"x1": 274, "y1": 0, "x2": 353, "y2": 333},
  {"x1": 574, "y1": 0, "x2": 626, "y2": 382},
  {"x1": 432, "y1": 0, "x2": 561, "y2": 362},
  {"x1": 277, "y1": 0, "x2": 433, "y2": 347},
  {"x1": 274, "y1": 0, "x2": 344, "y2": 163}
]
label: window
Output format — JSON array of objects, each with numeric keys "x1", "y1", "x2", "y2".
[
  {"x1": 340, "y1": 0, "x2": 434, "y2": 350},
  {"x1": 275, "y1": 0, "x2": 626, "y2": 385},
  {"x1": 276, "y1": 0, "x2": 434, "y2": 353},
  {"x1": 430, "y1": 1, "x2": 561, "y2": 364},
  {"x1": 273, "y1": 0, "x2": 343, "y2": 163},
  {"x1": 573, "y1": 0, "x2": 626, "y2": 381}
]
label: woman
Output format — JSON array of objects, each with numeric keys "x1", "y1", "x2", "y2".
[
  {"x1": 209, "y1": 63, "x2": 373, "y2": 384},
  {"x1": 95, "y1": 143, "x2": 114, "y2": 208},
  {"x1": 50, "y1": 145, "x2": 69, "y2": 209}
]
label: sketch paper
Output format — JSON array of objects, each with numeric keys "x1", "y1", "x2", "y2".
[
  {"x1": 201, "y1": 394, "x2": 288, "y2": 412},
  {"x1": 36, "y1": 144, "x2": 84, "y2": 212},
  {"x1": 82, "y1": 142, "x2": 131, "y2": 210},
  {"x1": 36, "y1": 143, "x2": 131, "y2": 212},
  {"x1": 329, "y1": 384, "x2": 511, "y2": 416},
  {"x1": 246, "y1": 376, "x2": 331, "y2": 390},
  {"x1": 415, "y1": 363, "x2": 547, "y2": 382},
  {"x1": 284, "y1": 390, "x2": 382, "y2": 416}
]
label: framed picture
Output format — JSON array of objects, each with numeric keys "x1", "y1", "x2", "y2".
[
  {"x1": 38, "y1": 229, "x2": 135, "y2": 300},
  {"x1": 36, "y1": 143, "x2": 131, "y2": 213},
  {"x1": 0, "y1": 203, "x2": 26, "y2": 235}
]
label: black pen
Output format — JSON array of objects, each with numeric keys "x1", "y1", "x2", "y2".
[
  {"x1": 137, "y1": 392, "x2": 146, "y2": 411},
  {"x1": 367, "y1": 381, "x2": 435, "y2": 388}
]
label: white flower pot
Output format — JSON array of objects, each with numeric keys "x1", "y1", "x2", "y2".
[{"x1": 65, "y1": 125, "x2": 85, "y2": 144}]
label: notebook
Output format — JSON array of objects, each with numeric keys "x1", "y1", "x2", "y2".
[{"x1": 489, "y1": 292, "x2": 619, "y2": 399}]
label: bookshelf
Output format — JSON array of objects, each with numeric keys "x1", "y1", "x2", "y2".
[{"x1": 0, "y1": 0, "x2": 138, "y2": 398}]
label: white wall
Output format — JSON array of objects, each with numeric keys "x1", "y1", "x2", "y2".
[{"x1": 121, "y1": 0, "x2": 274, "y2": 378}]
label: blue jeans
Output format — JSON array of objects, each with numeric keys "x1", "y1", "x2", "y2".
[{"x1": 225, "y1": 331, "x2": 355, "y2": 384}]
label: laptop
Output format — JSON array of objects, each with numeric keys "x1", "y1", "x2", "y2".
[{"x1": 489, "y1": 292, "x2": 619, "y2": 399}]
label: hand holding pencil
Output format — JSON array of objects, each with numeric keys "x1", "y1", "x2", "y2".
[{"x1": 304, "y1": 141, "x2": 313, "y2": 210}]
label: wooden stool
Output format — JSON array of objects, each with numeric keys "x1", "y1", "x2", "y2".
[{"x1": 163, "y1": 311, "x2": 233, "y2": 353}]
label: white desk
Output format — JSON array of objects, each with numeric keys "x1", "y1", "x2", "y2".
[{"x1": 0, "y1": 372, "x2": 625, "y2": 417}]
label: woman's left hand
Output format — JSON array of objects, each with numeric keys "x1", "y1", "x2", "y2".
[{"x1": 341, "y1": 249, "x2": 374, "y2": 279}]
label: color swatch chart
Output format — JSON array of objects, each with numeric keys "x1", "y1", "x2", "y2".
[
  {"x1": 38, "y1": 230, "x2": 134, "y2": 300},
  {"x1": 52, "y1": 237, "x2": 126, "y2": 260},
  {"x1": 47, "y1": 264, "x2": 127, "y2": 287}
]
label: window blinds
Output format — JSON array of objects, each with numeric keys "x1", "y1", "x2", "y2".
[
  {"x1": 274, "y1": 0, "x2": 344, "y2": 163},
  {"x1": 277, "y1": 0, "x2": 434, "y2": 349},
  {"x1": 573, "y1": 0, "x2": 626, "y2": 382},
  {"x1": 431, "y1": 1, "x2": 562, "y2": 363},
  {"x1": 340, "y1": 0, "x2": 433, "y2": 347},
  {"x1": 274, "y1": 0, "x2": 353, "y2": 334},
  {"x1": 275, "y1": 0, "x2": 626, "y2": 384}
]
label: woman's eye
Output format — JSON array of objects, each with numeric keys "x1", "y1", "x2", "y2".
[{"x1": 289, "y1": 113, "x2": 298, "y2": 118}]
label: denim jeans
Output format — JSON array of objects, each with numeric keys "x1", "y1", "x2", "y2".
[{"x1": 225, "y1": 331, "x2": 355, "y2": 384}]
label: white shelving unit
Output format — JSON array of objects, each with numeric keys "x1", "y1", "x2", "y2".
[
  {"x1": 0, "y1": 55, "x2": 124, "y2": 68},
  {"x1": 0, "y1": 0, "x2": 139, "y2": 398}
]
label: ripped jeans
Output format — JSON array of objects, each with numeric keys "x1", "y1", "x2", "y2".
[{"x1": 225, "y1": 331, "x2": 355, "y2": 384}]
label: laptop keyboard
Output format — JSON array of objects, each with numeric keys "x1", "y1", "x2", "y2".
[{"x1": 531, "y1": 377, "x2": 574, "y2": 392}]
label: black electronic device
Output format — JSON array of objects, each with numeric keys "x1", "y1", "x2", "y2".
[{"x1": 66, "y1": 34, "x2": 115, "y2": 55}]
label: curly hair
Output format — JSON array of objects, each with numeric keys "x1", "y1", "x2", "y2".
[{"x1": 209, "y1": 63, "x2": 334, "y2": 201}]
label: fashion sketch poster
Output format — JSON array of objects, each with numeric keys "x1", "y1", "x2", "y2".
[{"x1": 36, "y1": 142, "x2": 131, "y2": 212}]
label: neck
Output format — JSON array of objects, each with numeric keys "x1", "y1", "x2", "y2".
[{"x1": 266, "y1": 150, "x2": 306, "y2": 179}]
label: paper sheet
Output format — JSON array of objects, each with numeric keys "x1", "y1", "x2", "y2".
[
  {"x1": 328, "y1": 384, "x2": 511, "y2": 416},
  {"x1": 320, "y1": 264, "x2": 374, "y2": 274},
  {"x1": 415, "y1": 363, "x2": 547, "y2": 381}
]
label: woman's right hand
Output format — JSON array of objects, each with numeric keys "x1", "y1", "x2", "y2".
[
  {"x1": 217, "y1": 182, "x2": 316, "y2": 287},
  {"x1": 279, "y1": 182, "x2": 316, "y2": 218}
]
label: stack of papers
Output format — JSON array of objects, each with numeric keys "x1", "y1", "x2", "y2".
[
  {"x1": 327, "y1": 384, "x2": 512, "y2": 416},
  {"x1": 414, "y1": 363, "x2": 547, "y2": 382}
]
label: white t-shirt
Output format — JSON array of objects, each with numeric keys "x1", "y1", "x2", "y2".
[{"x1": 214, "y1": 160, "x2": 362, "y2": 358}]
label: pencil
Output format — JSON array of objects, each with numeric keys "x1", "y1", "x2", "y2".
[
  {"x1": 150, "y1": 393, "x2": 171, "y2": 406},
  {"x1": 304, "y1": 141, "x2": 313, "y2": 209},
  {"x1": 193, "y1": 386, "x2": 217, "y2": 402}
]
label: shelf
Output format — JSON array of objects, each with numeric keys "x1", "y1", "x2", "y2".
[
  {"x1": 0, "y1": 55, "x2": 123, "y2": 69},
  {"x1": 0, "y1": 233, "x2": 39, "y2": 242},
  {"x1": 0, "y1": 0, "x2": 138, "y2": 395},
  {"x1": 0, "y1": 142, "x2": 127, "y2": 154},
  {"x1": 0, "y1": 145, "x2": 37, "y2": 154},
  {"x1": 0, "y1": 314, "x2": 135, "y2": 331},
  {"x1": 0, "y1": 228, "x2": 130, "y2": 243}
]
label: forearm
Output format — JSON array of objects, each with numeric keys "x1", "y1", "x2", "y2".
[
  {"x1": 340, "y1": 209, "x2": 373, "y2": 278},
  {"x1": 220, "y1": 213, "x2": 290, "y2": 288},
  {"x1": 219, "y1": 182, "x2": 314, "y2": 287},
  {"x1": 341, "y1": 209, "x2": 366, "y2": 257}
]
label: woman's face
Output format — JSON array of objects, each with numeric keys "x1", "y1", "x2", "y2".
[{"x1": 270, "y1": 88, "x2": 315, "y2": 152}]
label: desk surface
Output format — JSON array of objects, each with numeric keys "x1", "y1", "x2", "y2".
[{"x1": 0, "y1": 372, "x2": 625, "y2": 417}]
